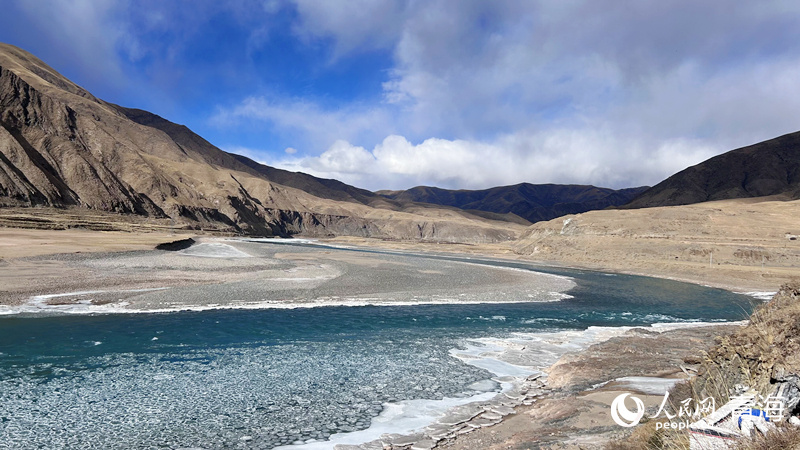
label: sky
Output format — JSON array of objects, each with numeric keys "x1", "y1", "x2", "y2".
[{"x1": 2, "y1": 0, "x2": 800, "y2": 191}]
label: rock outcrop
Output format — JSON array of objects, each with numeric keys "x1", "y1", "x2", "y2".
[{"x1": 695, "y1": 283, "x2": 800, "y2": 409}]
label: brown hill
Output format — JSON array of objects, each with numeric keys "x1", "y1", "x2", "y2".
[
  {"x1": 379, "y1": 183, "x2": 649, "y2": 224},
  {"x1": 0, "y1": 43, "x2": 521, "y2": 242},
  {"x1": 624, "y1": 131, "x2": 800, "y2": 208},
  {"x1": 512, "y1": 196, "x2": 800, "y2": 290}
]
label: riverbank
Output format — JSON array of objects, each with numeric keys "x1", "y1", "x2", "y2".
[
  {"x1": 324, "y1": 198, "x2": 800, "y2": 294},
  {"x1": 436, "y1": 323, "x2": 742, "y2": 450},
  {"x1": 0, "y1": 227, "x2": 781, "y2": 449},
  {"x1": 326, "y1": 322, "x2": 743, "y2": 450},
  {"x1": 4, "y1": 197, "x2": 796, "y2": 297},
  {"x1": 0, "y1": 232, "x2": 575, "y2": 312}
]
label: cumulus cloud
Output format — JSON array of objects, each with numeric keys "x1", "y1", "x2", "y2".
[
  {"x1": 270, "y1": 131, "x2": 720, "y2": 191},
  {"x1": 12, "y1": 1, "x2": 800, "y2": 191},
  {"x1": 290, "y1": 0, "x2": 409, "y2": 58},
  {"x1": 210, "y1": 96, "x2": 396, "y2": 150},
  {"x1": 261, "y1": 0, "x2": 800, "y2": 190},
  {"x1": 9, "y1": 0, "x2": 132, "y2": 88}
]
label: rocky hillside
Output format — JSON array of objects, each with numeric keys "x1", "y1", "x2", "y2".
[
  {"x1": 378, "y1": 183, "x2": 648, "y2": 224},
  {"x1": 624, "y1": 131, "x2": 800, "y2": 208},
  {"x1": 695, "y1": 282, "x2": 800, "y2": 405},
  {"x1": 0, "y1": 43, "x2": 521, "y2": 242}
]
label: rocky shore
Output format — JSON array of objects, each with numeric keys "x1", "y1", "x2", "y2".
[{"x1": 331, "y1": 324, "x2": 741, "y2": 450}]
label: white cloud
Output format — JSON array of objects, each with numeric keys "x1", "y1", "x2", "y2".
[
  {"x1": 210, "y1": 96, "x2": 396, "y2": 151},
  {"x1": 34, "y1": 0, "x2": 795, "y2": 191},
  {"x1": 290, "y1": 0, "x2": 409, "y2": 58},
  {"x1": 13, "y1": 0, "x2": 131, "y2": 85},
  {"x1": 264, "y1": 0, "x2": 800, "y2": 190},
  {"x1": 268, "y1": 131, "x2": 720, "y2": 191}
]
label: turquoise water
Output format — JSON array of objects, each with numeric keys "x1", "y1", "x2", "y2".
[{"x1": 0, "y1": 248, "x2": 756, "y2": 449}]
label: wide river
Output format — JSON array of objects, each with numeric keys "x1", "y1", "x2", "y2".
[{"x1": 0, "y1": 240, "x2": 757, "y2": 449}]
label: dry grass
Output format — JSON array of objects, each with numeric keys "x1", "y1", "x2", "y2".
[
  {"x1": 604, "y1": 419, "x2": 691, "y2": 450},
  {"x1": 695, "y1": 282, "x2": 800, "y2": 405},
  {"x1": 513, "y1": 197, "x2": 800, "y2": 291},
  {"x1": 732, "y1": 424, "x2": 800, "y2": 449}
]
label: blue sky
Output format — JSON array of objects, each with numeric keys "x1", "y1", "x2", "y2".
[{"x1": 2, "y1": 1, "x2": 800, "y2": 191}]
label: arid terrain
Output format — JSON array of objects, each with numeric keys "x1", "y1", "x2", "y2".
[
  {"x1": 330, "y1": 197, "x2": 800, "y2": 293},
  {"x1": 3, "y1": 196, "x2": 798, "y2": 308}
]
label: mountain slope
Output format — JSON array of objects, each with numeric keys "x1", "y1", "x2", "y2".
[
  {"x1": 624, "y1": 131, "x2": 800, "y2": 208},
  {"x1": 378, "y1": 183, "x2": 649, "y2": 224},
  {"x1": 0, "y1": 43, "x2": 521, "y2": 241},
  {"x1": 114, "y1": 106, "x2": 393, "y2": 208}
]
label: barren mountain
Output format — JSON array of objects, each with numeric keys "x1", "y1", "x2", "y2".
[
  {"x1": 0, "y1": 43, "x2": 521, "y2": 242},
  {"x1": 624, "y1": 131, "x2": 800, "y2": 208},
  {"x1": 378, "y1": 183, "x2": 648, "y2": 224}
]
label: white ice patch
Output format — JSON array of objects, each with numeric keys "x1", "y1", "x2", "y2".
[
  {"x1": 0, "y1": 294, "x2": 580, "y2": 316},
  {"x1": 547, "y1": 291, "x2": 575, "y2": 301},
  {"x1": 452, "y1": 321, "x2": 748, "y2": 379},
  {"x1": 277, "y1": 391, "x2": 499, "y2": 450},
  {"x1": 611, "y1": 376, "x2": 683, "y2": 395},
  {"x1": 239, "y1": 237, "x2": 319, "y2": 245},
  {"x1": 739, "y1": 291, "x2": 776, "y2": 301},
  {"x1": 1, "y1": 289, "x2": 168, "y2": 315},
  {"x1": 648, "y1": 321, "x2": 747, "y2": 331},
  {"x1": 178, "y1": 243, "x2": 251, "y2": 258}
]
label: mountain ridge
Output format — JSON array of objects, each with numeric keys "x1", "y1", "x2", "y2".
[
  {"x1": 623, "y1": 131, "x2": 800, "y2": 209},
  {"x1": 378, "y1": 183, "x2": 649, "y2": 224}
]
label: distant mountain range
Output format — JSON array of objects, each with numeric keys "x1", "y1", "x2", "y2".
[
  {"x1": 2, "y1": 42, "x2": 799, "y2": 240},
  {"x1": 378, "y1": 184, "x2": 649, "y2": 224},
  {"x1": 624, "y1": 131, "x2": 800, "y2": 209}
]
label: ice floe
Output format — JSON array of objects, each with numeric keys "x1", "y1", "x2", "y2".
[{"x1": 178, "y1": 242, "x2": 251, "y2": 258}]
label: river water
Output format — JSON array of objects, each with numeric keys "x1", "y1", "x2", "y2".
[{"x1": 0, "y1": 241, "x2": 757, "y2": 449}]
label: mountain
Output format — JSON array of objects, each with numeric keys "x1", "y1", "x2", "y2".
[
  {"x1": 624, "y1": 131, "x2": 800, "y2": 209},
  {"x1": 0, "y1": 43, "x2": 521, "y2": 242},
  {"x1": 378, "y1": 183, "x2": 649, "y2": 224}
]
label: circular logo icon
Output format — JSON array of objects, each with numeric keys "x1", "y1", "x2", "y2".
[{"x1": 611, "y1": 393, "x2": 645, "y2": 427}]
